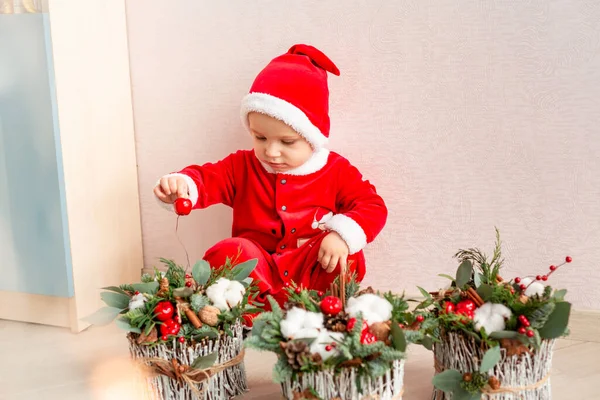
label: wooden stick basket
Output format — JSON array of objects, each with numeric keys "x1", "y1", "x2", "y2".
[
  {"x1": 431, "y1": 331, "x2": 556, "y2": 400},
  {"x1": 129, "y1": 321, "x2": 247, "y2": 400},
  {"x1": 278, "y1": 265, "x2": 407, "y2": 400}
]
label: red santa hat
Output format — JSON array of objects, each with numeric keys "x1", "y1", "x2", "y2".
[{"x1": 241, "y1": 44, "x2": 340, "y2": 149}]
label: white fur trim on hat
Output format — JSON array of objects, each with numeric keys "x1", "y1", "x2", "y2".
[
  {"x1": 256, "y1": 148, "x2": 330, "y2": 176},
  {"x1": 241, "y1": 92, "x2": 329, "y2": 149},
  {"x1": 324, "y1": 214, "x2": 367, "y2": 255},
  {"x1": 153, "y1": 173, "x2": 199, "y2": 212}
]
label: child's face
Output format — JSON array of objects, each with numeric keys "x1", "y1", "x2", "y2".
[{"x1": 248, "y1": 112, "x2": 314, "y2": 173}]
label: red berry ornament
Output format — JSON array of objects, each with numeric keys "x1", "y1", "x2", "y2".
[
  {"x1": 541, "y1": 275, "x2": 548, "y2": 281},
  {"x1": 161, "y1": 335, "x2": 168, "y2": 341},
  {"x1": 155, "y1": 301, "x2": 175, "y2": 321},
  {"x1": 320, "y1": 296, "x2": 343, "y2": 315},
  {"x1": 185, "y1": 274, "x2": 191, "y2": 279},
  {"x1": 536, "y1": 275, "x2": 542, "y2": 280},
  {"x1": 445, "y1": 302, "x2": 456, "y2": 313},
  {"x1": 185, "y1": 281, "x2": 192, "y2": 287},
  {"x1": 519, "y1": 284, "x2": 527, "y2": 290},
  {"x1": 549, "y1": 265, "x2": 557, "y2": 271},
  {"x1": 295, "y1": 287, "x2": 302, "y2": 294},
  {"x1": 134, "y1": 291, "x2": 140, "y2": 295},
  {"x1": 178, "y1": 337, "x2": 185, "y2": 343},
  {"x1": 514, "y1": 277, "x2": 521, "y2": 283},
  {"x1": 317, "y1": 291, "x2": 324, "y2": 297},
  {"x1": 174, "y1": 198, "x2": 192, "y2": 216},
  {"x1": 284, "y1": 282, "x2": 290, "y2": 288},
  {"x1": 526, "y1": 330, "x2": 535, "y2": 338},
  {"x1": 518, "y1": 327, "x2": 526, "y2": 334},
  {"x1": 565, "y1": 256, "x2": 572, "y2": 263},
  {"x1": 347, "y1": 318, "x2": 368, "y2": 333},
  {"x1": 455, "y1": 300, "x2": 476, "y2": 318},
  {"x1": 325, "y1": 345, "x2": 332, "y2": 351},
  {"x1": 360, "y1": 331, "x2": 377, "y2": 345},
  {"x1": 159, "y1": 319, "x2": 181, "y2": 337},
  {"x1": 416, "y1": 315, "x2": 425, "y2": 323}
]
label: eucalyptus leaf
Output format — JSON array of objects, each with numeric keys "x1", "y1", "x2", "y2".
[
  {"x1": 421, "y1": 335, "x2": 433, "y2": 351},
  {"x1": 474, "y1": 273, "x2": 483, "y2": 288},
  {"x1": 456, "y1": 260, "x2": 473, "y2": 288},
  {"x1": 476, "y1": 284, "x2": 493, "y2": 302},
  {"x1": 479, "y1": 346, "x2": 501, "y2": 373},
  {"x1": 432, "y1": 369, "x2": 462, "y2": 392},
  {"x1": 391, "y1": 321, "x2": 407, "y2": 352},
  {"x1": 101, "y1": 286, "x2": 129, "y2": 295},
  {"x1": 81, "y1": 306, "x2": 122, "y2": 326},
  {"x1": 191, "y1": 352, "x2": 218, "y2": 369},
  {"x1": 553, "y1": 289, "x2": 567, "y2": 301},
  {"x1": 538, "y1": 302, "x2": 571, "y2": 339},
  {"x1": 131, "y1": 282, "x2": 159, "y2": 294},
  {"x1": 100, "y1": 291, "x2": 130, "y2": 309},
  {"x1": 489, "y1": 330, "x2": 518, "y2": 340},
  {"x1": 192, "y1": 260, "x2": 211, "y2": 286},
  {"x1": 231, "y1": 259, "x2": 258, "y2": 281},
  {"x1": 438, "y1": 274, "x2": 456, "y2": 282},
  {"x1": 417, "y1": 286, "x2": 432, "y2": 299},
  {"x1": 173, "y1": 287, "x2": 194, "y2": 298},
  {"x1": 115, "y1": 317, "x2": 141, "y2": 333}
]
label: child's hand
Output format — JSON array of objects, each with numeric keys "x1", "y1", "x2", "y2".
[
  {"x1": 318, "y1": 232, "x2": 349, "y2": 273},
  {"x1": 154, "y1": 175, "x2": 189, "y2": 204}
]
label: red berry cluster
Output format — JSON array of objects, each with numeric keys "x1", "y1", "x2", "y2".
[
  {"x1": 513, "y1": 256, "x2": 572, "y2": 292},
  {"x1": 346, "y1": 317, "x2": 377, "y2": 344},
  {"x1": 154, "y1": 301, "x2": 181, "y2": 340},
  {"x1": 517, "y1": 315, "x2": 534, "y2": 337},
  {"x1": 444, "y1": 299, "x2": 476, "y2": 319}
]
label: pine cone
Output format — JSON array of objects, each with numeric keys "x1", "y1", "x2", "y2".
[
  {"x1": 284, "y1": 301, "x2": 306, "y2": 311},
  {"x1": 157, "y1": 277, "x2": 170, "y2": 297},
  {"x1": 324, "y1": 311, "x2": 349, "y2": 332},
  {"x1": 357, "y1": 286, "x2": 375, "y2": 296},
  {"x1": 500, "y1": 338, "x2": 531, "y2": 357},
  {"x1": 488, "y1": 376, "x2": 501, "y2": 390},
  {"x1": 292, "y1": 389, "x2": 320, "y2": 400},
  {"x1": 136, "y1": 326, "x2": 158, "y2": 345},
  {"x1": 281, "y1": 340, "x2": 311, "y2": 370}
]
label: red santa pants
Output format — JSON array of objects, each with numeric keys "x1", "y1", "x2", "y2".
[{"x1": 203, "y1": 233, "x2": 365, "y2": 307}]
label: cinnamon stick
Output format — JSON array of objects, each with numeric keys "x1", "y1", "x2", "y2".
[
  {"x1": 466, "y1": 287, "x2": 484, "y2": 307},
  {"x1": 185, "y1": 308, "x2": 202, "y2": 328}
]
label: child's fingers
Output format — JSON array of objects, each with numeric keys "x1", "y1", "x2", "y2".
[
  {"x1": 177, "y1": 180, "x2": 188, "y2": 199},
  {"x1": 168, "y1": 178, "x2": 179, "y2": 196},
  {"x1": 160, "y1": 177, "x2": 172, "y2": 195},
  {"x1": 153, "y1": 185, "x2": 171, "y2": 203},
  {"x1": 326, "y1": 255, "x2": 339, "y2": 273},
  {"x1": 320, "y1": 254, "x2": 331, "y2": 270}
]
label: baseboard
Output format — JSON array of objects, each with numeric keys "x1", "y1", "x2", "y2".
[{"x1": 0, "y1": 290, "x2": 73, "y2": 329}]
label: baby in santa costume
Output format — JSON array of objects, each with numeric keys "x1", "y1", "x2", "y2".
[{"x1": 154, "y1": 44, "x2": 387, "y2": 307}]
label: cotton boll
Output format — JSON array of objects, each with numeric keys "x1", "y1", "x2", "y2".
[
  {"x1": 128, "y1": 294, "x2": 146, "y2": 310},
  {"x1": 303, "y1": 310, "x2": 324, "y2": 330},
  {"x1": 520, "y1": 278, "x2": 545, "y2": 297},
  {"x1": 346, "y1": 294, "x2": 393, "y2": 325},
  {"x1": 280, "y1": 308, "x2": 324, "y2": 339},
  {"x1": 309, "y1": 330, "x2": 344, "y2": 361},
  {"x1": 280, "y1": 308, "x2": 308, "y2": 338},
  {"x1": 294, "y1": 328, "x2": 320, "y2": 340},
  {"x1": 474, "y1": 303, "x2": 513, "y2": 334},
  {"x1": 206, "y1": 278, "x2": 231, "y2": 311},
  {"x1": 224, "y1": 280, "x2": 245, "y2": 308}
]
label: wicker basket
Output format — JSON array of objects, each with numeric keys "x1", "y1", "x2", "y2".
[
  {"x1": 431, "y1": 331, "x2": 556, "y2": 400},
  {"x1": 129, "y1": 322, "x2": 247, "y2": 400},
  {"x1": 280, "y1": 359, "x2": 405, "y2": 400}
]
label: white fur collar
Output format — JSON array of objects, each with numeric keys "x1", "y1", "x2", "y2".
[{"x1": 257, "y1": 148, "x2": 330, "y2": 176}]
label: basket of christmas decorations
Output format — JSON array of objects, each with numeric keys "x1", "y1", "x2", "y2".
[
  {"x1": 245, "y1": 269, "x2": 434, "y2": 400},
  {"x1": 85, "y1": 256, "x2": 262, "y2": 400},
  {"x1": 419, "y1": 229, "x2": 572, "y2": 400}
]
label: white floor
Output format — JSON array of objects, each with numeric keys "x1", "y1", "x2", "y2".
[{"x1": 1, "y1": 319, "x2": 597, "y2": 399}]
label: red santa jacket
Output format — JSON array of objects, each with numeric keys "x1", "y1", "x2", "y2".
[{"x1": 160, "y1": 148, "x2": 387, "y2": 256}]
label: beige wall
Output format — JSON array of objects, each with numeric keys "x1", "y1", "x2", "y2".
[{"x1": 126, "y1": 1, "x2": 600, "y2": 310}]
